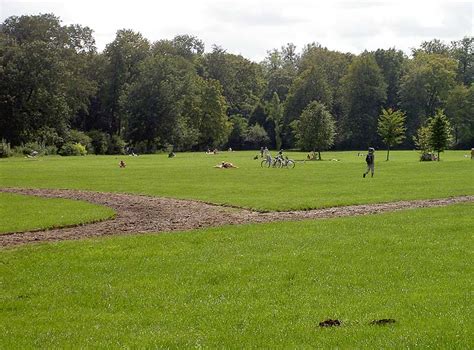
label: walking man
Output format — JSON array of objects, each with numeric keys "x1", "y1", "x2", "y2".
[{"x1": 363, "y1": 147, "x2": 375, "y2": 178}]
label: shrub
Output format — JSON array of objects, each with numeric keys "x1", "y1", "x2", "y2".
[
  {"x1": 0, "y1": 139, "x2": 13, "y2": 158},
  {"x1": 14, "y1": 142, "x2": 45, "y2": 156},
  {"x1": 107, "y1": 135, "x2": 125, "y2": 155},
  {"x1": 66, "y1": 130, "x2": 92, "y2": 153},
  {"x1": 87, "y1": 130, "x2": 109, "y2": 155},
  {"x1": 59, "y1": 142, "x2": 87, "y2": 156}
]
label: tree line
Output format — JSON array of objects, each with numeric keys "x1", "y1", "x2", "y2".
[{"x1": 0, "y1": 13, "x2": 472, "y2": 156}]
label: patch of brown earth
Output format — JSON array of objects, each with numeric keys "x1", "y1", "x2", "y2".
[
  {"x1": 319, "y1": 319, "x2": 341, "y2": 327},
  {"x1": 1, "y1": 188, "x2": 473, "y2": 248},
  {"x1": 370, "y1": 319, "x2": 396, "y2": 325}
]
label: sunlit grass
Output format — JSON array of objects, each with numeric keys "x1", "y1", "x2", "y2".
[
  {"x1": 1, "y1": 204, "x2": 472, "y2": 348},
  {"x1": 0, "y1": 193, "x2": 115, "y2": 234},
  {"x1": 1, "y1": 150, "x2": 472, "y2": 210}
]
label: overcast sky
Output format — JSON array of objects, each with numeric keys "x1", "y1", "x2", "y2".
[{"x1": 1, "y1": 0, "x2": 472, "y2": 61}]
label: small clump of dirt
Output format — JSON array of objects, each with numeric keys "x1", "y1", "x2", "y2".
[
  {"x1": 319, "y1": 319, "x2": 341, "y2": 327},
  {"x1": 370, "y1": 318, "x2": 396, "y2": 325}
]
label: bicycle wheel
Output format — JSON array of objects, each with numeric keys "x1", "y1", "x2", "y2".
[
  {"x1": 286, "y1": 160, "x2": 295, "y2": 168},
  {"x1": 261, "y1": 159, "x2": 270, "y2": 168}
]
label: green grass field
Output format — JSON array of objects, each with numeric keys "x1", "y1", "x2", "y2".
[
  {"x1": 0, "y1": 193, "x2": 115, "y2": 234},
  {"x1": 0, "y1": 150, "x2": 473, "y2": 211},
  {"x1": 1, "y1": 204, "x2": 472, "y2": 348},
  {"x1": 1, "y1": 150, "x2": 472, "y2": 348}
]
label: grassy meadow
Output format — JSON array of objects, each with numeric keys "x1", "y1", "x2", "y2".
[
  {"x1": 0, "y1": 192, "x2": 115, "y2": 234},
  {"x1": 0, "y1": 150, "x2": 473, "y2": 211},
  {"x1": 0, "y1": 150, "x2": 473, "y2": 348},
  {"x1": 1, "y1": 203, "x2": 473, "y2": 348}
]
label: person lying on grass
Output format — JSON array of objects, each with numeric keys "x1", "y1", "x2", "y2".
[{"x1": 214, "y1": 161, "x2": 238, "y2": 169}]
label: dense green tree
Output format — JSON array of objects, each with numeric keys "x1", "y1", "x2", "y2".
[
  {"x1": 197, "y1": 79, "x2": 231, "y2": 147},
  {"x1": 374, "y1": 48, "x2": 406, "y2": 109},
  {"x1": 244, "y1": 124, "x2": 270, "y2": 148},
  {"x1": 413, "y1": 39, "x2": 451, "y2": 56},
  {"x1": 102, "y1": 29, "x2": 150, "y2": 135},
  {"x1": 341, "y1": 52, "x2": 387, "y2": 149},
  {"x1": 125, "y1": 54, "x2": 193, "y2": 149},
  {"x1": 0, "y1": 14, "x2": 97, "y2": 145},
  {"x1": 413, "y1": 125, "x2": 432, "y2": 156},
  {"x1": 377, "y1": 108, "x2": 406, "y2": 161},
  {"x1": 428, "y1": 110, "x2": 452, "y2": 161},
  {"x1": 445, "y1": 84, "x2": 474, "y2": 147},
  {"x1": 227, "y1": 115, "x2": 248, "y2": 149},
  {"x1": 399, "y1": 53, "x2": 457, "y2": 143},
  {"x1": 293, "y1": 101, "x2": 335, "y2": 159},
  {"x1": 261, "y1": 43, "x2": 299, "y2": 102},
  {"x1": 298, "y1": 44, "x2": 352, "y2": 146},
  {"x1": 203, "y1": 46, "x2": 264, "y2": 117},
  {"x1": 283, "y1": 65, "x2": 333, "y2": 147},
  {"x1": 266, "y1": 92, "x2": 284, "y2": 151},
  {"x1": 450, "y1": 37, "x2": 474, "y2": 86}
]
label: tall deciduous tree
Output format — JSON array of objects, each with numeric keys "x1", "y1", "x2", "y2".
[
  {"x1": 125, "y1": 54, "x2": 193, "y2": 150},
  {"x1": 399, "y1": 53, "x2": 457, "y2": 142},
  {"x1": 428, "y1": 110, "x2": 452, "y2": 161},
  {"x1": 341, "y1": 52, "x2": 387, "y2": 149},
  {"x1": 445, "y1": 84, "x2": 474, "y2": 148},
  {"x1": 450, "y1": 37, "x2": 474, "y2": 86},
  {"x1": 374, "y1": 48, "x2": 406, "y2": 109},
  {"x1": 266, "y1": 92, "x2": 284, "y2": 151},
  {"x1": 377, "y1": 108, "x2": 406, "y2": 161},
  {"x1": 102, "y1": 29, "x2": 150, "y2": 136},
  {"x1": 0, "y1": 14, "x2": 97, "y2": 145},
  {"x1": 294, "y1": 101, "x2": 335, "y2": 159},
  {"x1": 197, "y1": 79, "x2": 231, "y2": 147}
]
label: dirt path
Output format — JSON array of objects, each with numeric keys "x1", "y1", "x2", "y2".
[{"x1": 1, "y1": 188, "x2": 473, "y2": 248}]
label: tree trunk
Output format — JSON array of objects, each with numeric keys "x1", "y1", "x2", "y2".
[
  {"x1": 318, "y1": 150, "x2": 321, "y2": 160},
  {"x1": 386, "y1": 146, "x2": 390, "y2": 161},
  {"x1": 437, "y1": 150, "x2": 440, "y2": 161}
]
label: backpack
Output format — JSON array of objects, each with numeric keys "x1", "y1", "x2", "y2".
[{"x1": 366, "y1": 154, "x2": 373, "y2": 164}]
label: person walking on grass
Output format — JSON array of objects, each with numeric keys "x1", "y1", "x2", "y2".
[{"x1": 363, "y1": 147, "x2": 375, "y2": 178}]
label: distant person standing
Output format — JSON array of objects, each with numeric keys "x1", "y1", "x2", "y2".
[
  {"x1": 263, "y1": 147, "x2": 269, "y2": 159},
  {"x1": 363, "y1": 147, "x2": 375, "y2": 178},
  {"x1": 260, "y1": 147, "x2": 264, "y2": 158},
  {"x1": 471, "y1": 148, "x2": 474, "y2": 160}
]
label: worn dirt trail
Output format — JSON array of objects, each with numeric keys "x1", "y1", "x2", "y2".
[{"x1": 1, "y1": 188, "x2": 473, "y2": 248}]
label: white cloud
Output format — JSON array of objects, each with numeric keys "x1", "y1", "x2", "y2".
[{"x1": 1, "y1": 0, "x2": 472, "y2": 61}]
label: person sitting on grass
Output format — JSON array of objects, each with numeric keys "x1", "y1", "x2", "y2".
[
  {"x1": 119, "y1": 160, "x2": 126, "y2": 168},
  {"x1": 214, "y1": 161, "x2": 238, "y2": 169}
]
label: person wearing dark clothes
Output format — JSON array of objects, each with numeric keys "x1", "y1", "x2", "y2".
[{"x1": 363, "y1": 147, "x2": 375, "y2": 178}]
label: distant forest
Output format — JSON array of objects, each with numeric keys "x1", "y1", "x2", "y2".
[{"x1": 0, "y1": 14, "x2": 472, "y2": 155}]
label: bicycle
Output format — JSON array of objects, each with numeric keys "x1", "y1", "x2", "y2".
[
  {"x1": 260, "y1": 156, "x2": 272, "y2": 168},
  {"x1": 281, "y1": 156, "x2": 295, "y2": 168}
]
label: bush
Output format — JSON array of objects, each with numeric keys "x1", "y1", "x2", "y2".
[
  {"x1": 0, "y1": 139, "x2": 12, "y2": 158},
  {"x1": 59, "y1": 142, "x2": 87, "y2": 156},
  {"x1": 44, "y1": 145, "x2": 58, "y2": 155},
  {"x1": 87, "y1": 130, "x2": 109, "y2": 155},
  {"x1": 107, "y1": 135, "x2": 125, "y2": 155},
  {"x1": 66, "y1": 130, "x2": 92, "y2": 153},
  {"x1": 14, "y1": 142, "x2": 45, "y2": 156}
]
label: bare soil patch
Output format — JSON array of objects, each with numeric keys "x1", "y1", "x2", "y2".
[
  {"x1": 319, "y1": 319, "x2": 342, "y2": 327},
  {"x1": 1, "y1": 188, "x2": 473, "y2": 248}
]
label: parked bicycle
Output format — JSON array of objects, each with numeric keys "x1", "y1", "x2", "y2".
[
  {"x1": 260, "y1": 155, "x2": 295, "y2": 168},
  {"x1": 281, "y1": 156, "x2": 296, "y2": 168}
]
